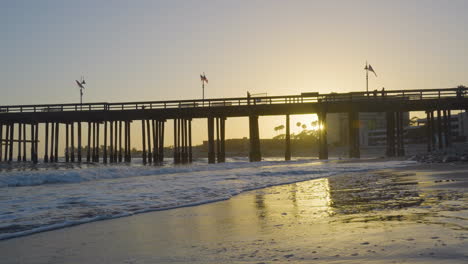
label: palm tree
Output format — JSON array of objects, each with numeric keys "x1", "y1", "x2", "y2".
[{"x1": 278, "y1": 125, "x2": 285, "y2": 134}]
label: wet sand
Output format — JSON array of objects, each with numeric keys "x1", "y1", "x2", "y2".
[{"x1": 0, "y1": 163, "x2": 467, "y2": 263}]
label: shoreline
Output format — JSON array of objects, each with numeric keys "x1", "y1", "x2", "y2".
[
  {"x1": 0, "y1": 161, "x2": 467, "y2": 263},
  {"x1": 0, "y1": 158, "x2": 411, "y2": 241}
]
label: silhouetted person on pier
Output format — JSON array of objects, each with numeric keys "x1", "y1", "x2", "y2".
[{"x1": 247, "y1": 92, "x2": 251, "y2": 106}]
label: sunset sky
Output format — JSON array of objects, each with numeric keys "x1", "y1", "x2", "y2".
[{"x1": 2, "y1": 0, "x2": 467, "y2": 145}]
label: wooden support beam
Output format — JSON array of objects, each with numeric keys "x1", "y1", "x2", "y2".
[
  {"x1": 44, "y1": 122, "x2": 49, "y2": 162},
  {"x1": 17, "y1": 123, "x2": 22, "y2": 162},
  {"x1": 146, "y1": 119, "x2": 152, "y2": 163},
  {"x1": 87, "y1": 122, "x2": 91, "y2": 162},
  {"x1": 216, "y1": 118, "x2": 220, "y2": 163},
  {"x1": 152, "y1": 120, "x2": 157, "y2": 163},
  {"x1": 103, "y1": 121, "x2": 108, "y2": 163},
  {"x1": 208, "y1": 117, "x2": 215, "y2": 164},
  {"x1": 447, "y1": 110, "x2": 452, "y2": 147},
  {"x1": 71, "y1": 122, "x2": 75, "y2": 162},
  {"x1": 159, "y1": 121, "x2": 165, "y2": 163},
  {"x1": 188, "y1": 119, "x2": 192, "y2": 163},
  {"x1": 3, "y1": 124, "x2": 8, "y2": 161},
  {"x1": 78, "y1": 122, "x2": 82, "y2": 162},
  {"x1": 9, "y1": 123, "x2": 14, "y2": 161},
  {"x1": 118, "y1": 121, "x2": 123, "y2": 162},
  {"x1": 285, "y1": 115, "x2": 291, "y2": 161},
  {"x1": 110, "y1": 121, "x2": 114, "y2": 163},
  {"x1": 396, "y1": 112, "x2": 405, "y2": 156},
  {"x1": 426, "y1": 111, "x2": 432, "y2": 152},
  {"x1": 92, "y1": 122, "x2": 96, "y2": 162},
  {"x1": 114, "y1": 121, "x2": 118, "y2": 162},
  {"x1": 430, "y1": 111, "x2": 436, "y2": 151},
  {"x1": 34, "y1": 123, "x2": 39, "y2": 163},
  {"x1": 65, "y1": 123, "x2": 69, "y2": 162},
  {"x1": 30, "y1": 123, "x2": 34, "y2": 163},
  {"x1": 443, "y1": 110, "x2": 449, "y2": 148},
  {"x1": 22, "y1": 124, "x2": 26, "y2": 162},
  {"x1": 249, "y1": 115, "x2": 261, "y2": 162},
  {"x1": 318, "y1": 112, "x2": 328, "y2": 160},
  {"x1": 348, "y1": 111, "x2": 360, "y2": 158},
  {"x1": 220, "y1": 118, "x2": 226, "y2": 163},
  {"x1": 386, "y1": 112, "x2": 396, "y2": 157},
  {"x1": 142, "y1": 119, "x2": 147, "y2": 164},
  {"x1": 437, "y1": 109, "x2": 443, "y2": 150},
  {"x1": 127, "y1": 121, "x2": 132, "y2": 162},
  {"x1": 182, "y1": 119, "x2": 187, "y2": 163},
  {"x1": 0, "y1": 123, "x2": 3, "y2": 162},
  {"x1": 96, "y1": 122, "x2": 100, "y2": 162},
  {"x1": 50, "y1": 123, "x2": 55, "y2": 162}
]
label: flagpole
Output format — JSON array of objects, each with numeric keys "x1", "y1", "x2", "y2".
[{"x1": 366, "y1": 66, "x2": 369, "y2": 95}]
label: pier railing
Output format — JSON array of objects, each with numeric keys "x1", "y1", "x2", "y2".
[{"x1": 0, "y1": 87, "x2": 465, "y2": 114}]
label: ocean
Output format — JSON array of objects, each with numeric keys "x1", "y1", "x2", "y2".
[{"x1": 0, "y1": 158, "x2": 414, "y2": 240}]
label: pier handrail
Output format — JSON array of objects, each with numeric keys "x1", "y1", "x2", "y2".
[{"x1": 0, "y1": 87, "x2": 465, "y2": 114}]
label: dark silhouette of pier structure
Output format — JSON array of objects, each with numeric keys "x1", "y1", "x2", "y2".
[{"x1": 0, "y1": 87, "x2": 466, "y2": 164}]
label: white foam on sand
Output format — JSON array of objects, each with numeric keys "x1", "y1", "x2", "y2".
[{"x1": 0, "y1": 158, "x2": 415, "y2": 240}]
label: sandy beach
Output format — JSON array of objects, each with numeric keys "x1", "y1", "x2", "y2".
[{"x1": 0, "y1": 162, "x2": 467, "y2": 264}]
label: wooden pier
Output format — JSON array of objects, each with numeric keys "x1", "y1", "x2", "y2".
[{"x1": 0, "y1": 87, "x2": 467, "y2": 164}]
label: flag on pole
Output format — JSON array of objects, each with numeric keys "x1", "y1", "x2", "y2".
[
  {"x1": 365, "y1": 64, "x2": 377, "y2": 77},
  {"x1": 200, "y1": 73, "x2": 208, "y2": 84}
]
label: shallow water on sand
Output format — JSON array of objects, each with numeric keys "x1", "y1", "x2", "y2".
[
  {"x1": 1, "y1": 165, "x2": 466, "y2": 264},
  {"x1": 0, "y1": 158, "x2": 414, "y2": 240}
]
